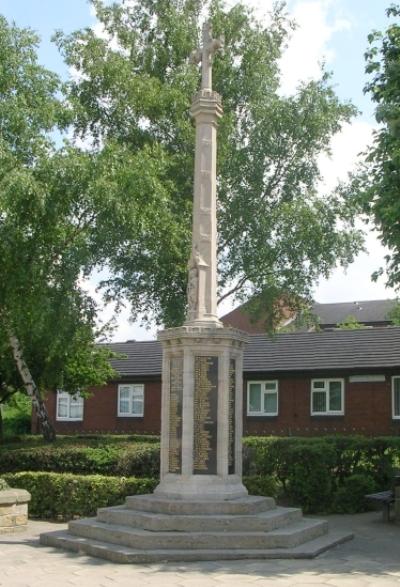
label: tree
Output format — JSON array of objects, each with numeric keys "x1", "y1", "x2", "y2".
[
  {"x1": 359, "y1": 5, "x2": 400, "y2": 288},
  {"x1": 0, "y1": 17, "x2": 118, "y2": 440},
  {"x1": 336, "y1": 315, "x2": 367, "y2": 330},
  {"x1": 55, "y1": 0, "x2": 363, "y2": 328}
]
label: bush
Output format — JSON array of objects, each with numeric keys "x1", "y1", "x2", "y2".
[
  {"x1": 2, "y1": 434, "x2": 399, "y2": 515},
  {"x1": 0, "y1": 478, "x2": 9, "y2": 490},
  {"x1": 283, "y1": 442, "x2": 336, "y2": 513},
  {"x1": 243, "y1": 435, "x2": 400, "y2": 513},
  {"x1": 332, "y1": 474, "x2": 377, "y2": 514},
  {"x1": 2, "y1": 393, "x2": 32, "y2": 438},
  {"x1": 0, "y1": 442, "x2": 160, "y2": 478},
  {"x1": 3, "y1": 472, "x2": 157, "y2": 520},
  {"x1": 243, "y1": 475, "x2": 278, "y2": 498}
]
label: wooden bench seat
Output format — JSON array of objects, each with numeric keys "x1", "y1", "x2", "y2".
[{"x1": 365, "y1": 490, "x2": 395, "y2": 522}]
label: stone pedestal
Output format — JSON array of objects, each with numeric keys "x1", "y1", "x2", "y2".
[
  {"x1": 155, "y1": 324, "x2": 248, "y2": 500},
  {"x1": 0, "y1": 488, "x2": 31, "y2": 534}
]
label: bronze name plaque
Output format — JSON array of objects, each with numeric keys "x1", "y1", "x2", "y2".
[
  {"x1": 193, "y1": 355, "x2": 218, "y2": 475},
  {"x1": 168, "y1": 356, "x2": 183, "y2": 474},
  {"x1": 228, "y1": 358, "x2": 236, "y2": 475}
]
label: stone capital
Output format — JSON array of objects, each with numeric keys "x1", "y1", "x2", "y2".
[{"x1": 190, "y1": 89, "x2": 223, "y2": 121}]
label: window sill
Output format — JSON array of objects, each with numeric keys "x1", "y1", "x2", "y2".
[
  {"x1": 56, "y1": 418, "x2": 83, "y2": 422},
  {"x1": 311, "y1": 414, "x2": 345, "y2": 418},
  {"x1": 117, "y1": 415, "x2": 144, "y2": 419},
  {"x1": 247, "y1": 414, "x2": 279, "y2": 418}
]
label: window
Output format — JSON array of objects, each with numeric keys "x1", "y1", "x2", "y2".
[
  {"x1": 392, "y1": 377, "x2": 400, "y2": 419},
  {"x1": 311, "y1": 379, "x2": 344, "y2": 415},
  {"x1": 118, "y1": 384, "x2": 144, "y2": 417},
  {"x1": 56, "y1": 390, "x2": 84, "y2": 421},
  {"x1": 247, "y1": 381, "x2": 278, "y2": 416}
]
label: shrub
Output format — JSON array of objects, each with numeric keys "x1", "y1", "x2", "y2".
[
  {"x1": 283, "y1": 442, "x2": 336, "y2": 513},
  {"x1": 243, "y1": 435, "x2": 400, "y2": 513},
  {"x1": 243, "y1": 475, "x2": 278, "y2": 498},
  {"x1": 332, "y1": 474, "x2": 377, "y2": 514},
  {"x1": 0, "y1": 478, "x2": 9, "y2": 490},
  {"x1": 0, "y1": 443, "x2": 160, "y2": 478},
  {"x1": 2, "y1": 393, "x2": 32, "y2": 438},
  {"x1": 3, "y1": 472, "x2": 157, "y2": 520}
]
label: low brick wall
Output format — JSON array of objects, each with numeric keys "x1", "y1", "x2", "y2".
[{"x1": 0, "y1": 489, "x2": 31, "y2": 534}]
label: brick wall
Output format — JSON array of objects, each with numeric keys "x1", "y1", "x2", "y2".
[
  {"x1": 244, "y1": 373, "x2": 400, "y2": 436},
  {"x1": 37, "y1": 379, "x2": 161, "y2": 435},
  {"x1": 33, "y1": 372, "x2": 400, "y2": 437}
]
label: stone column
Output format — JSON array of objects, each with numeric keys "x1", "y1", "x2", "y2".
[
  {"x1": 155, "y1": 21, "x2": 248, "y2": 501},
  {"x1": 186, "y1": 90, "x2": 222, "y2": 326}
]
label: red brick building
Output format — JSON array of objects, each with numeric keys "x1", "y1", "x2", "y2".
[
  {"x1": 221, "y1": 298, "x2": 397, "y2": 332},
  {"x1": 36, "y1": 326, "x2": 400, "y2": 437}
]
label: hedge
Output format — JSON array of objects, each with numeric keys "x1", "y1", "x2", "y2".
[
  {"x1": 243, "y1": 435, "x2": 400, "y2": 513},
  {"x1": 0, "y1": 443, "x2": 160, "y2": 478},
  {"x1": 2, "y1": 471, "x2": 277, "y2": 521},
  {"x1": 2, "y1": 435, "x2": 399, "y2": 515},
  {"x1": 3, "y1": 472, "x2": 158, "y2": 520}
]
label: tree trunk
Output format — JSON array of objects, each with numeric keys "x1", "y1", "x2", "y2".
[{"x1": 8, "y1": 332, "x2": 56, "y2": 442}]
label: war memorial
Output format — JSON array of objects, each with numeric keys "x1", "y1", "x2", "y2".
[{"x1": 40, "y1": 21, "x2": 353, "y2": 562}]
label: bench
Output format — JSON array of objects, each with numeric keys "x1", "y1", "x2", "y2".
[{"x1": 365, "y1": 490, "x2": 395, "y2": 522}]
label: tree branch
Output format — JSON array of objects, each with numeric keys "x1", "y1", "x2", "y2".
[{"x1": 217, "y1": 275, "x2": 248, "y2": 306}]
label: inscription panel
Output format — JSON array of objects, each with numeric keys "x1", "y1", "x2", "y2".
[
  {"x1": 228, "y1": 358, "x2": 236, "y2": 475},
  {"x1": 193, "y1": 355, "x2": 218, "y2": 475},
  {"x1": 168, "y1": 356, "x2": 183, "y2": 474}
]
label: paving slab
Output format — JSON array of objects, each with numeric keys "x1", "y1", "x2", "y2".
[{"x1": 0, "y1": 513, "x2": 400, "y2": 587}]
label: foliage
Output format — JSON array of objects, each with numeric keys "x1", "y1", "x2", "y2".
[
  {"x1": 2, "y1": 471, "x2": 157, "y2": 520},
  {"x1": 0, "y1": 440, "x2": 160, "y2": 478},
  {"x1": 336, "y1": 315, "x2": 367, "y2": 329},
  {"x1": 243, "y1": 475, "x2": 278, "y2": 499},
  {"x1": 0, "y1": 15, "x2": 127, "y2": 439},
  {"x1": 332, "y1": 473, "x2": 377, "y2": 514},
  {"x1": 243, "y1": 435, "x2": 400, "y2": 513},
  {"x1": 355, "y1": 5, "x2": 400, "y2": 288},
  {"x1": 388, "y1": 301, "x2": 400, "y2": 324},
  {"x1": 0, "y1": 478, "x2": 9, "y2": 490},
  {"x1": 1, "y1": 392, "x2": 32, "y2": 438},
  {"x1": 54, "y1": 0, "x2": 363, "y2": 327},
  {"x1": 2, "y1": 434, "x2": 399, "y2": 514}
]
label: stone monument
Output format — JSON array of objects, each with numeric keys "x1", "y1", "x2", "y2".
[
  {"x1": 40, "y1": 22, "x2": 353, "y2": 562},
  {"x1": 154, "y1": 21, "x2": 248, "y2": 501}
]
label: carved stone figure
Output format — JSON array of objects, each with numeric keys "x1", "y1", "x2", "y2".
[{"x1": 187, "y1": 248, "x2": 200, "y2": 316}]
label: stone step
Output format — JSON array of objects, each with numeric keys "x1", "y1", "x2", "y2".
[
  {"x1": 124, "y1": 494, "x2": 275, "y2": 515},
  {"x1": 68, "y1": 517, "x2": 328, "y2": 550},
  {"x1": 40, "y1": 528, "x2": 354, "y2": 563},
  {"x1": 96, "y1": 505, "x2": 302, "y2": 532}
]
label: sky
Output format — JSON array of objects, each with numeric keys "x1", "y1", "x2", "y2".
[{"x1": 0, "y1": 0, "x2": 397, "y2": 341}]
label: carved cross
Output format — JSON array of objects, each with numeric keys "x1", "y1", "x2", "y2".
[{"x1": 191, "y1": 21, "x2": 224, "y2": 91}]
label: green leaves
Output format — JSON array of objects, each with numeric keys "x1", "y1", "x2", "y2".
[
  {"x1": 54, "y1": 0, "x2": 363, "y2": 328},
  {"x1": 360, "y1": 5, "x2": 400, "y2": 289}
]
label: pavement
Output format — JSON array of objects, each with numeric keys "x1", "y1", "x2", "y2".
[{"x1": 0, "y1": 512, "x2": 399, "y2": 587}]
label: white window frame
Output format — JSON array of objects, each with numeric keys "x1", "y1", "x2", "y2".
[
  {"x1": 392, "y1": 376, "x2": 400, "y2": 420},
  {"x1": 118, "y1": 384, "x2": 144, "y2": 418},
  {"x1": 56, "y1": 390, "x2": 84, "y2": 422},
  {"x1": 247, "y1": 380, "x2": 278, "y2": 416},
  {"x1": 311, "y1": 378, "x2": 344, "y2": 416}
]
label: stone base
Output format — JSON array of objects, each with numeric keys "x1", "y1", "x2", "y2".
[
  {"x1": 0, "y1": 489, "x2": 31, "y2": 533},
  {"x1": 154, "y1": 473, "x2": 248, "y2": 500},
  {"x1": 40, "y1": 493, "x2": 353, "y2": 563}
]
